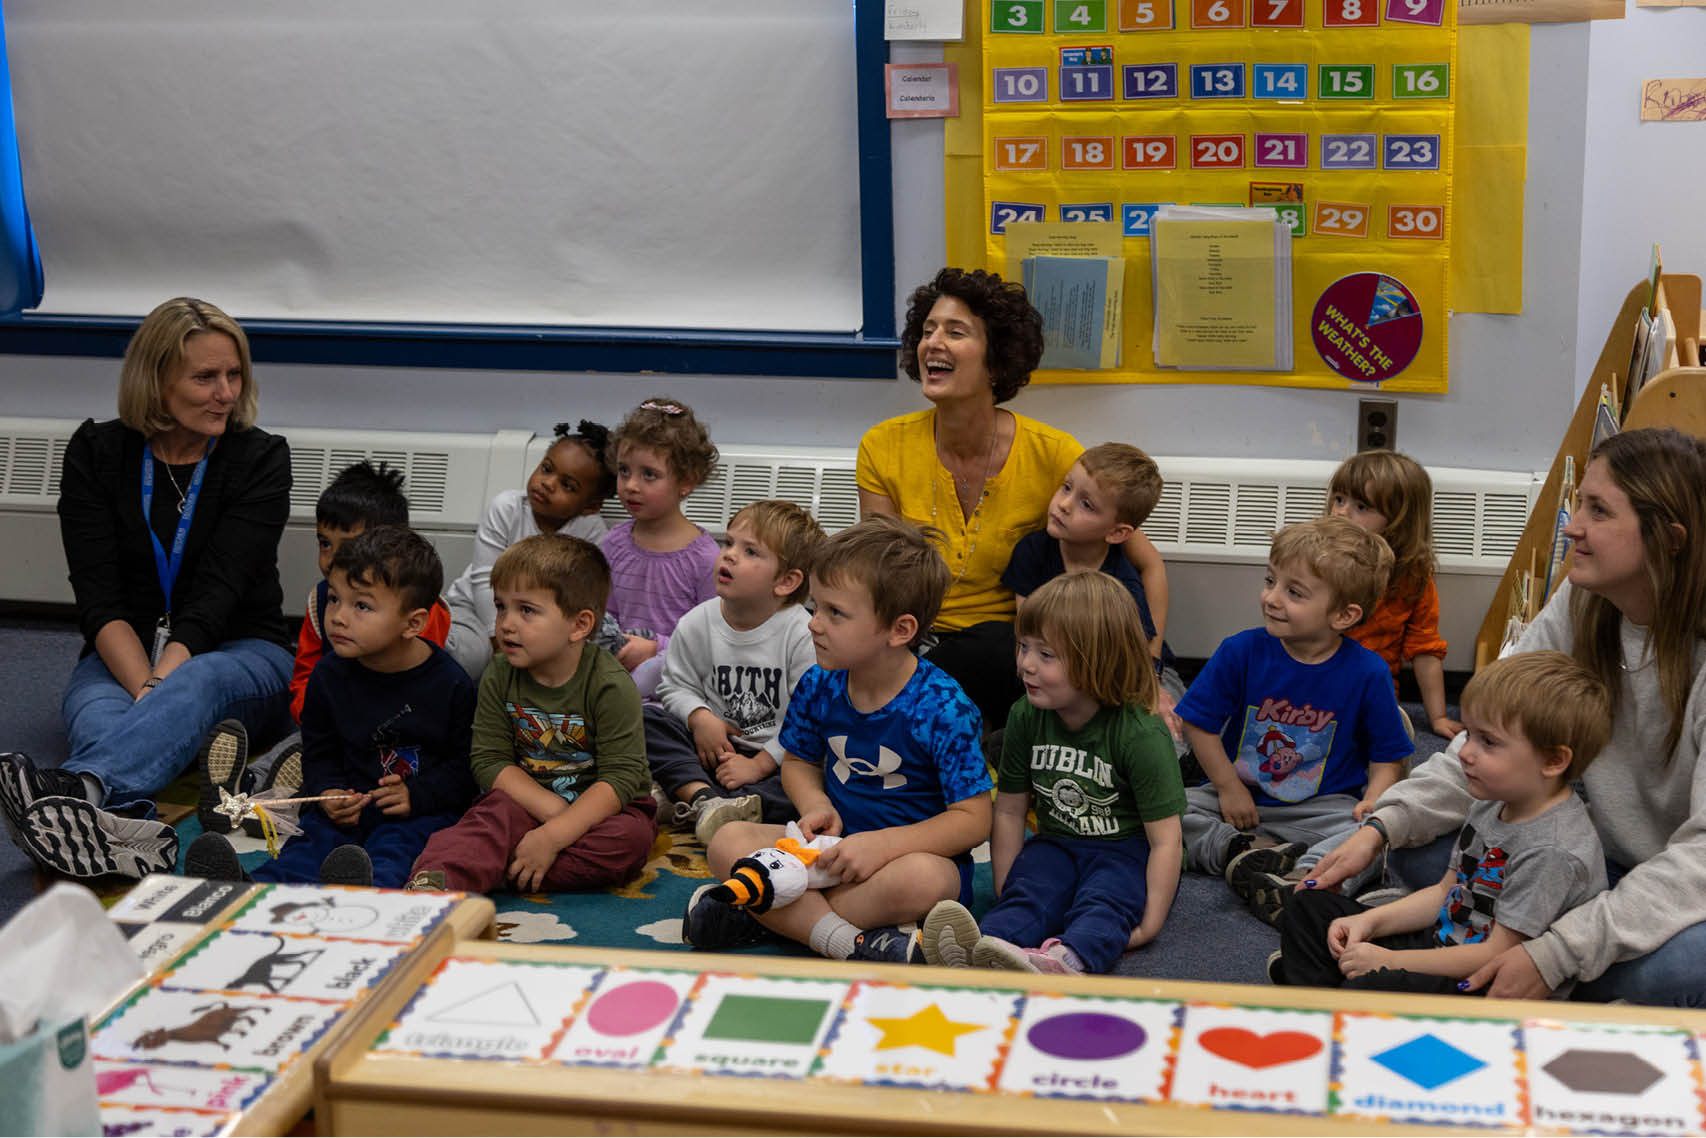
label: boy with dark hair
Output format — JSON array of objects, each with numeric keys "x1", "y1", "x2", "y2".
[
  {"x1": 406, "y1": 533, "x2": 656, "y2": 893},
  {"x1": 687, "y1": 515, "x2": 992, "y2": 963},
  {"x1": 1271, "y1": 650, "x2": 1610, "y2": 994},
  {"x1": 1176, "y1": 516, "x2": 1414, "y2": 923},
  {"x1": 186, "y1": 526, "x2": 476, "y2": 887},
  {"x1": 647, "y1": 501, "x2": 825, "y2": 843},
  {"x1": 192, "y1": 461, "x2": 455, "y2": 835}
]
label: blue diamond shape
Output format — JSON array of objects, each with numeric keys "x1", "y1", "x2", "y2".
[{"x1": 1371, "y1": 1033, "x2": 1486, "y2": 1090}]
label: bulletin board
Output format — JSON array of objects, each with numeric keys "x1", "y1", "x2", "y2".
[{"x1": 964, "y1": 0, "x2": 1457, "y2": 391}]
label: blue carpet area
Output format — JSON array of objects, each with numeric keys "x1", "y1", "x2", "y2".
[{"x1": 0, "y1": 617, "x2": 1453, "y2": 983}]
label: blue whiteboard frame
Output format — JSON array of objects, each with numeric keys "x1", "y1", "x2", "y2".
[{"x1": 0, "y1": 3, "x2": 898, "y2": 380}]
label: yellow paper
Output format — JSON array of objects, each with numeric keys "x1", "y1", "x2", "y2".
[
  {"x1": 1004, "y1": 220, "x2": 1123, "y2": 279},
  {"x1": 1152, "y1": 220, "x2": 1279, "y2": 371},
  {"x1": 1449, "y1": 24, "x2": 1528, "y2": 313}
]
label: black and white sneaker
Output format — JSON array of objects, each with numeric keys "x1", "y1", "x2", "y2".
[
  {"x1": 683, "y1": 882, "x2": 771, "y2": 950},
  {"x1": 319, "y1": 844, "x2": 374, "y2": 887},
  {"x1": 196, "y1": 720, "x2": 251, "y2": 833},
  {"x1": 242, "y1": 740, "x2": 302, "y2": 839},
  {"x1": 12, "y1": 795, "x2": 178, "y2": 879},
  {"x1": 1266, "y1": 949, "x2": 1286, "y2": 985},
  {"x1": 184, "y1": 831, "x2": 250, "y2": 882},
  {"x1": 1225, "y1": 840, "x2": 1308, "y2": 890},
  {"x1": 0, "y1": 752, "x2": 90, "y2": 851}
]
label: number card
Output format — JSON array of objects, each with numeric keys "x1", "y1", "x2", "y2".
[
  {"x1": 1190, "y1": 0, "x2": 1247, "y2": 26},
  {"x1": 1062, "y1": 136, "x2": 1117, "y2": 169},
  {"x1": 1191, "y1": 134, "x2": 1246, "y2": 168},
  {"x1": 1118, "y1": 0, "x2": 1177, "y2": 28},
  {"x1": 1061, "y1": 64, "x2": 1116, "y2": 100},
  {"x1": 1252, "y1": 64, "x2": 1306, "y2": 100},
  {"x1": 1322, "y1": 0, "x2": 1380, "y2": 25},
  {"x1": 1121, "y1": 203, "x2": 1165, "y2": 236},
  {"x1": 1254, "y1": 133, "x2": 1307, "y2": 168},
  {"x1": 1320, "y1": 133, "x2": 1377, "y2": 169},
  {"x1": 1269, "y1": 202, "x2": 1308, "y2": 236},
  {"x1": 1318, "y1": 65, "x2": 1375, "y2": 100},
  {"x1": 994, "y1": 137, "x2": 1049, "y2": 170},
  {"x1": 992, "y1": 67, "x2": 1049, "y2": 103},
  {"x1": 991, "y1": 201, "x2": 1047, "y2": 234},
  {"x1": 1189, "y1": 63, "x2": 1247, "y2": 99},
  {"x1": 1392, "y1": 63, "x2": 1449, "y2": 99},
  {"x1": 1382, "y1": 134, "x2": 1441, "y2": 170},
  {"x1": 992, "y1": 0, "x2": 1047, "y2": 32},
  {"x1": 1313, "y1": 201, "x2": 1371, "y2": 237},
  {"x1": 1385, "y1": 0, "x2": 1446, "y2": 23},
  {"x1": 1054, "y1": 0, "x2": 1110, "y2": 31},
  {"x1": 1388, "y1": 204, "x2": 1443, "y2": 238},
  {"x1": 1251, "y1": 0, "x2": 1304, "y2": 26},
  {"x1": 1121, "y1": 63, "x2": 1178, "y2": 99},
  {"x1": 1060, "y1": 202, "x2": 1115, "y2": 221},
  {"x1": 1123, "y1": 135, "x2": 1177, "y2": 168}
]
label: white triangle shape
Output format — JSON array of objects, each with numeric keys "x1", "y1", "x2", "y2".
[{"x1": 431, "y1": 981, "x2": 540, "y2": 1026}]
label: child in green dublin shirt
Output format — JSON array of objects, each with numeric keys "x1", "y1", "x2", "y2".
[{"x1": 921, "y1": 572, "x2": 1187, "y2": 974}]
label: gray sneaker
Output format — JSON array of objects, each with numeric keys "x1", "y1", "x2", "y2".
[
  {"x1": 692, "y1": 793, "x2": 762, "y2": 846},
  {"x1": 195, "y1": 720, "x2": 250, "y2": 834},
  {"x1": 1354, "y1": 884, "x2": 1412, "y2": 907},
  {"x1": 921, "y1": 900, "x2": 981, "y2": 968}
]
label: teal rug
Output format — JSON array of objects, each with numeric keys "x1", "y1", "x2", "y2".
[{"x1": 173, "y1": 817, "x2": 997, "y2": 956}]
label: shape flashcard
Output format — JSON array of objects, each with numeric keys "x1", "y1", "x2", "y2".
[
  {"x1": 547, "y1": 969, "x2": 700, "y2": 1069},
  {"x1": 95, "y1": 1061, "x2": 270, "y2": 1113},
  {"x1": 97, "y1": 1104, "x2": 234, "y2": 1136},
  {"x1": 996, "y1": 994, "x2": 1178, "y2": 1102},
  {"x1": 655, "y1": 974, "x2": 849, "y2": 1079},
  {"x1": 377, "y1": 957, "x2": 602, "y2": 1061},
  {"x1": 1525, "y1": 1022, "x2": 1706, "y2": 1136},
  {"x1": 1170, "y1": 1003, "x2": 1333, "y2": 1115},
  {"x1": 159, "y1": 930, "x2": 408, "y2": 1003},
  {"x1": 93, "y1": 989, "x2": 342, "y2": 1072},
  {"x1": 811, "y1": 981, "x2": 1020, "y2": 1092},
  {"x1": 1331, "y1": 1012, "x2": 1523, "y2": 1129},
  {"x1": 226, "y1": 884, "x2": 454, "y2": 944}
]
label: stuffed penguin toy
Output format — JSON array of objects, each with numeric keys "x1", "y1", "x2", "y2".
[{"x1": 707, "y1": 821, "x2": 843, "y2": 914}]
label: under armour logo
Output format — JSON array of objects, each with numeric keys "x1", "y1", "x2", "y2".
[{"x1": 828, "y1": 735, "x2": 908, "y2": 790}]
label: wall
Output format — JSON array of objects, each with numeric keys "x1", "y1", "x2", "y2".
[{"x1": 0, "y1": 24, "x2": 1600, "y2": 475}]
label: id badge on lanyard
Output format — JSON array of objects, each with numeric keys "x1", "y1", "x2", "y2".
[
  {"x1": 142, "y1": 440, "x2": 214, "y2": 665},
  {"x1": 151, "y1": 618, "x2": 171, "y2": 667}
]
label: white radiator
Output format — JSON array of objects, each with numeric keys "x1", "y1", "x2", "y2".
[{"x1": 0, "y1": 417, "x2": 1538, "y2": 668}]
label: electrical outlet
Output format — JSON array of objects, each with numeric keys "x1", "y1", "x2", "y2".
[{"x1": 1357, "y1": 398, "x2": 1397, "y2": 452}]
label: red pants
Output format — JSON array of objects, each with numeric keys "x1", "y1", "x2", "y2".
[{"x1": 411, "y1": 789, "x2": 657, "y2": 893}]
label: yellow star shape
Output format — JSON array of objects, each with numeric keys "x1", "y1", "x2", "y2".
[{"x1": 866, "y1": 1002, "x2": 985, "y2": 1057}]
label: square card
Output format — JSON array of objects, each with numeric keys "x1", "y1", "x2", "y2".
[
  {"x1": 996, "y1": 993, "x2": 1179, "y2": 1102},
  {"x1": 811, "y1": 981, "x2": 1021, "y2": 1092},
  {"x1": 95, "y1": 1061, "x2": 270, "y2": 1114},
  {"x1": 1170, "y1": 1002, "x2": 1334, "y2": 1115},
  {"x1": 1331, "y1": 1012, "x2": 1524, "y2": 1129},
  {"x1": 654, "y1": 973, "x2": 850, "y2": 1080},
  {"x1": 1525, "y1": 1021, "x2": 1706, "y2": 1135},
  {"x1": 158, "y1": 929, "x2": 408, "y2": 1004},
  {"x1": 547, "y1": 968, "x2": 701, "y2": 1069},
  {"x1": 97, "y1": 1104, "x2": 234, "y2": 1136},
  {"x1": 225, "y1": 884, "x2": 455, "y2": 944},
  {"x1": 375, "y1": 957, "x2": 603, "y2": 1061},
  {"x1": 92, "y1": 988, "x2": 343, "y2": 1073}
]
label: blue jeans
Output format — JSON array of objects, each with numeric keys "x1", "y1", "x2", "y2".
[
  {"x1": 254, "y1": 808, "x2": 460, "y2": 890},
  {"x1": 982, "y1": 834, "x2": 1151, "y2": 974},
  {"x1": 61, "y1": 638, "x2": 293, "y2": 810},
  {"x1": 1392, "y1": 835, "x2": 1706, "y2": 1007}
]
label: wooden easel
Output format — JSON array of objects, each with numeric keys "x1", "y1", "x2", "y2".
[{"x1": 1473, "y1": 274, "x2": 1706, "y2": 668}]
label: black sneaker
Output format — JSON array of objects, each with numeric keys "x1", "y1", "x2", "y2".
[
  {"x1": 1240, "y1": 870, "x2": 1297, "y2": 929},
  {"x1": 10, "y1": 795, "x2": 177, "y2": 879},
  {"x1": 1266, "y1": 949, "x2": 1286, "y2": 985},
  {"x1": 242, "y1": 740, "x2": 303, "y2": 839},
  {"x1": 319, "y1": 844, "x2": 373, "y2": 887},
  {"x1": 0, "y1": 751, "x2": 90, "y2": 832},
  {"x1": 683, "y1": 882, "x2": 771, "y2": 950},
  {"x1": 184, "y1": 831, "x2": 251, "y2": 882},
  {"x1": 849, "y1": 925, "x2": 924, "y2": 965},
  {"x1": 1226, "y1": 840, "x2": 1309, "y2": 892},
  {"x1": 195, "y1": 720, "x2": 251, "y2": 833}
]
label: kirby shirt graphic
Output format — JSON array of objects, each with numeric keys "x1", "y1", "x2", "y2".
[{"x1": 1233, "y1": 699, "x2": 1337, "y2": 802}]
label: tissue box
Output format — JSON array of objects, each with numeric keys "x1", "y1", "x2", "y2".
[{"x1": 0, "y1": 1015, "x2": 99, "y2": 1136}]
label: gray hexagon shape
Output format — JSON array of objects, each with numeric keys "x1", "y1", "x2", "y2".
[{"x1": 1542, "y1": 1049, "x2": 1664, "y2": 1095}]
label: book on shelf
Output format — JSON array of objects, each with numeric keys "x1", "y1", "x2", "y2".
[
  {"x1": 1542, "y1": 455, "x2": 1575, "y2": 602},
  {"x1": 1591, "y1": 381, "x2": 1621, "y2": 449},
  {"x1": 1149, "y1": 205, "x2": 1293, "y2": 371}
]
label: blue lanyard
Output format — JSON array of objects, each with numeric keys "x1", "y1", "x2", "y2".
[{"x1": 141, "y1": 439, "x2": 214, "y2": 615}]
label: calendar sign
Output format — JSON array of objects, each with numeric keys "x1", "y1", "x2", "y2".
[
  {"x1": 1061, "y1": 202, "x2": 1116, "y2": 221},
  {"x1": 1319, "y1": 133, "x2": 1378, "y2": 169},
  {"x1": 1190, "y1": 134, "x2": 1246, "y2": 168},
  {"x1": 1388, "y1": 204, "x2": 1444, "y2": 239},
  {"x1": 1189, "y1": 63, "x2": 1246, "y2": 99},
  {"x1": 992, "y1": 67, "x2": 1049, "y2": 102},
  {"x1": 992, "y1": 0, "x2": 1048, "y2": 32},
  {"x1": 1382, "y1": 133, "x2": 1441, "y2": 170},
  {"x1": 1392, "y1": 63, "x2": 1449, "y2": 99},
  {"x1": 1118, "y1": 0, "x2": 1177, "y2": 28},
  {"x1": 1060, "y1": 63, "x2": 1116, "y2": 100},
  {"x1": 1322, "y1": 0, "x2": 1381, "y2": 25},
  {"x1": 1313, "y1": 201, "x2": 1371, "y2": 237},
  {"x1": 1250, "y1": 0, "x2": 1304, "y2": 26},
  {"x1": 1253, "y1": 132, "x2": 1308, "y2": 168},
  {"x1": 1121, "y1": 202, "x2": 1166, "y2": 235},
  {"x1": 994, "y1": 137, "x2": 1050, "y2": 170},
  {"x1": 1318, "y1": 65, "x2": 1376, "y2": 100},
  {"x1": 1189, "y1": 0, "x2": 1248, "y2": 27},
  {"x1": 1062, "y1": 136, "x2": 1117, "y2": 169},
  {"x1": 1252, "y1": 64, "x2": 1307, "y2": 100},
  {"x1": 1123, "y1": 135, "x2": 1178, "y2": 168},
  {"x1": 1122, "y1": 63, "x2": 1179, "y2": 99},
  {"x1": 1385, "y1": 0, "x2": 1446, "y2": 23},
  {"x1": 991, "y1": 201, "x2": 1047, "y2": 233},
  {"x1": 1055, "y1": 0, "x2": 1110, "y2": 31}
]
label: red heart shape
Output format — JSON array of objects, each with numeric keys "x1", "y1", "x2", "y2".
[{"x1": 1197, "y1": 1027, "x2": 1324, "y2": 1069}]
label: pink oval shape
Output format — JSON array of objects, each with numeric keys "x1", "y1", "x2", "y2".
[{"x1": 585, "y1": 980, "x2": 680, "y2": 1037}]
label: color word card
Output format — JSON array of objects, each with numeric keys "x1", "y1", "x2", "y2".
[
  {"x1": 1331, "y1": 1012, "x2": 1524, "y2": 1128},
  {"x1": 1524, "y1": 1022, "x2": 1706, "y2": 1136},
  {"x1": 377, "y1": 957, "x2": 602, "y2": 1061},
  {"x1": 226, "y1": 884, "x2": 455, "y2": 945},
  {"x1": 158, "y1": 929, "x2": 409, "y2": 1004},
  {"x1": 1170, "y1": 1002, "x2": 1334, "y2": 1116},
  {"x1": 93, "y1": 988, "x2": 343, "y2": 1072},
  {"x1": 95, "y1": 1061, "x2": 270, "y2": 1115},
  {"x1": 812, "y1": 981, "x2": 1022, "y2": 1091},
  {"x1": 96, "y1": 1104, "x2": 234, "y2": 1136},
  {"x1": 106, "y1": 876, "x2": 251, "y2": 973},
  {"x1": 995, "y1": 993, "x2": 1177, "y2": 1102},
  {"x1": 547, "y1": 968, "x2": 701, "y2": 1069},
  {"x1": 654, "y1": 974, "x2": 850, "y2": 1079}
]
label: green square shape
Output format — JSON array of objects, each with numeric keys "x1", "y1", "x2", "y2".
[
  {"x1": 1269, "y1": 203, "x2": 1307, "y2": 236},
  {"x1": 1054, "y1": 0, "x2": 1109, "y2": 31},
  {"x1": 1318, "y1": 64, "x2": 1375, "y2": 100},
  {"x1": 992, "y1": 0, "x2": 1048, "y2": 32},
  {"x1": 702, "y1": 995, "x2": 830, "y2": 1045},
  {"x1": 1392, "y1": 62, "x2": 1450, "y2": 99}
]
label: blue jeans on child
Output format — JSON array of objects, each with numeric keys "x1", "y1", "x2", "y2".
[
  {"x1": 981, "y1": 833, "x2": 1150, "y2": 974},
  {"x1": 1390, "y1": 836, "x2": 1706, "y2": 1008},
  {"x1": 61, "y1": 638, "x2": 293, "y2": 811},
  {"x1": 254, "y1": 808, "x2": 461, "y2": 889}
]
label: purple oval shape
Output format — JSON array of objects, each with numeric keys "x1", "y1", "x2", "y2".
[{"x1": 1026, "y1": 1012, "x2": 1146, "y2": 1061}]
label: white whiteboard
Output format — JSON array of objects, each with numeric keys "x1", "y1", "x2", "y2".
[{"x1": 6, "y1": 0, "x2": 865, "y2": 332}]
